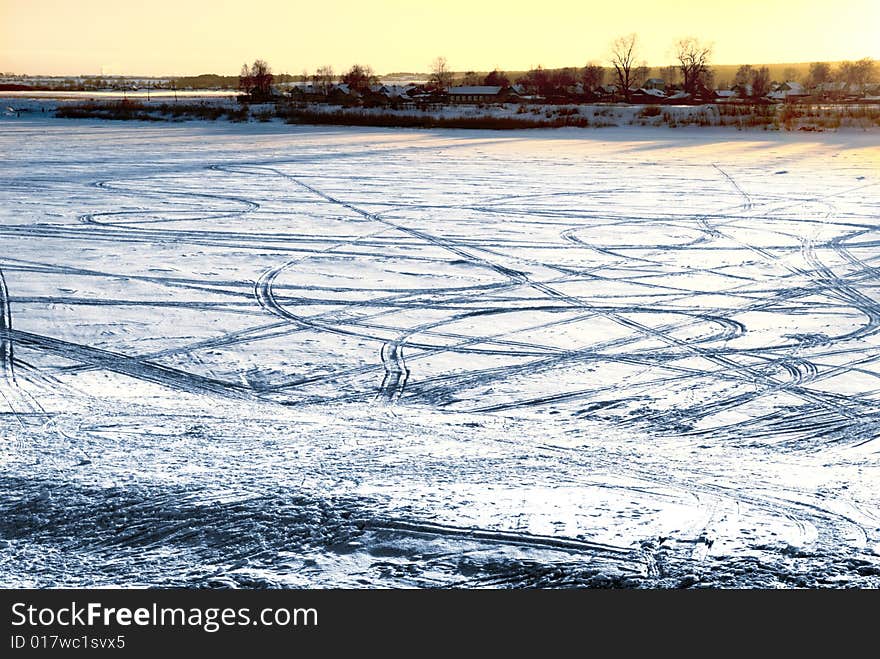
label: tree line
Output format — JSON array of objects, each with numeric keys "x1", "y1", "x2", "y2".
[{"x1": 236, "y1": 34, "x2": 877, "y2": 102}]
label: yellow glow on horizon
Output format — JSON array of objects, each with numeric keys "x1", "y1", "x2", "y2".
[{"x1": 2, "y1": 0, "x2": 878, "y2": 76}]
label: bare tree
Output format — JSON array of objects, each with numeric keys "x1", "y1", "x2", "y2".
[
  {"x1": 807, "y1": 62, "x2": 831, "y2": 90},
  {"x1": 581, "y1": 63, "x2": 604, "y2": 91},
  {"x1": 341, "y1": 64, "x2": 377, "y2": 94},
  {"x1": 838, "y1": 58, "x2": 877, "y2": 90},
  {"x1": 238, "y1": 62, "x2": 254, "y2": 96},
  {"x1": 858, "y1": 57, "x2": 878, "y2": 83},
  {"x1": 316, "y1": 65, "x2": 335, "y2": 95},
  {"x1": 552, "y1": 68, "x2": 578, "y2": 92},
  {"x1": 252, "y1": 59, "x2": 273, "y2": 98},
  {"x1": 701, "y1": 68, "x2": 715, "y2": 90},
  {"x1": 610, "y1": 34, "x2": 639, "y2": 102},
  {"x1": 734, "y1": 64, "x2": 754, "y2": 87},
  {"x1": 429, "y1": 56, "x2": 453, "y2": 90},
  {"x1": 483, "y1": 69, "x2": 510, "y2": 87},
  {"x1": 239, "y1": 59, "x2": 274, "y2": 99},
  {"x1": 674, "y1": 37, "x2": 712, "y2": 94},
  {"x1": 751, "y1": 66, "x2": 771, "y2": 98},
  {"x1": 520, "y1": 65, "x2": 550, "y2": 96}
]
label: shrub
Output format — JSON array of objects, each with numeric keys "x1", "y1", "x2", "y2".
[
  {"x1": 226, "y1": 106, "x2": 249, "y2": 122},
  {"x1": 283, "y1": 108, "x2": 589, "y2": 130},
  {"x1": 253, "y1": 108, "x2": 274, "y2": 122}
]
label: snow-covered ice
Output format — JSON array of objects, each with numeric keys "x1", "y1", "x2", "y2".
[{"x1": 1, "y1": 114, "x2": 879, "y2": 587}]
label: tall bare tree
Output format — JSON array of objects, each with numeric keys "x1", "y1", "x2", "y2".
[
  {"x1": 429, "y1": 56, "x2": 453, "y2": 90},
  {"x1": 674, "y1": 37, "x2": 712, "y2": 94},
  {"x1": 610, "y1": 34, "x2": 639, "y2": 102}
]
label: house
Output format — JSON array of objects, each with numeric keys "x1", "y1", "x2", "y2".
[
  {"x1": 640, "y1": 88, "x2": 666, "y2": 99},
  {"x1": 815, "y1": 81, "x2": 870, "y2": 99},
  {"x1": 287, "y1": 82, "x2": 335, "y2": 99},
  {"x1": 643, "y1": 78, "x2": 665, "y2": 91},
  {"x1": 405, "y1": 85, "x2": 435, "y2": 102},
  {"x1": 360, "y1": 84, "x2": 418, "y2": 107},
  {"x1": 628, "y1": 88, "x2": 666, "y2": 103},
  {"x1": 369, "y1": 84, "x2": 413, "y2": 98},
  {"x1": 769, "y1": 81, "x2": 807, "y2": 100},
  {"x1": 447, "y1": 86, "x2": 506, "y2": 103},
  {"x1": 327, "y1": 84, "x2": 360, "y2": 103},
  {"x1": 815, "y1": 81, "x2": 846, "y2": 95},
  {"x1": 509, "y1": 83, "x2": 541, "y2": 101},
  {"x1": 731, "y1": 83, "x2": 753, "y2": 98},
  {"x1": 596, "y1": 84, "x2": 618, "y2": 100}
]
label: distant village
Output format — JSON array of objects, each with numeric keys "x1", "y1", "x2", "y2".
[
  {"x1": 3, "y1": 48, "x2": 878, "y2": 109},
  {"x1": 278, "y1": 76, "x2": 880, "y2": 107},
  {"x1": 249, "y1": 47, "x2": 880, "y2": 107}
]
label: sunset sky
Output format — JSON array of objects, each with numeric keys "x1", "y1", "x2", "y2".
[{"x1": 2, "y1": 0, "x2": 878, "y2": 76}]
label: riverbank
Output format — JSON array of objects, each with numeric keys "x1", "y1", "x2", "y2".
[{"x1": 5, "y1": 96, "x2": 880, "y2": 131}]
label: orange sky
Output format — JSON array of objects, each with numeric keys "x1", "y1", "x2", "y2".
[{"x1": 2, "y1": 0, "x2": 878, "y2": 76}]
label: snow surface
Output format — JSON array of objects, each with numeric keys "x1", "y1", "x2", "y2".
[{"x1": 1, "y1": 114, "x2": 879, "y2": 588}]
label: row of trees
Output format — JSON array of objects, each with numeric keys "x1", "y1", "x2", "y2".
[
  {"x1": 803, "y1": 59, "x2": 877, "y2": 89},
  {"x1": 242, "y1": 41, "x2": 878, "y2": 103},
  {"x1": 470, "y1": 35, "x2": 713, "y2": 102},
  {"x1": 609, "y1": 35, "x2": 712, "y2": 101},
  {"x1": 239, "y1": 60, "x2": 381, "y2": 99},
  {"x1": 434, "y1": 36, "x2": 876, "y2": 100},
  {"x1": 424, "y1": 35, "x2": 713, "y2": 102},
  {"x1": 733, "y1": 65, "x2": 773, "y2": 98},
  {"x1": 730, "y1": 58, "x2": 878, "y2": 98}
]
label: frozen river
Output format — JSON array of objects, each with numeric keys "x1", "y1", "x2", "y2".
[{"x1": 1, "y1": 115, "x2": 879, "y2": 587}]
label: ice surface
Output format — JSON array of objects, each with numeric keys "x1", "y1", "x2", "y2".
[{"x1": 1, "y1": 114, "x2": 879, "y2": 587}]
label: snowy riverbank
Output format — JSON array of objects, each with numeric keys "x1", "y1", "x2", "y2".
[{"x1": 4, "y1": 95, "x2": 879, "y2": 131}]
